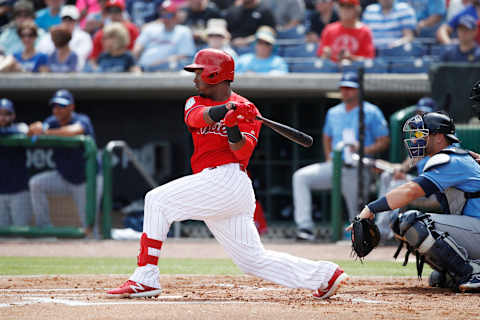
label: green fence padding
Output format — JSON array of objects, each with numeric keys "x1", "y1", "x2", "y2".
[
  {"x1": 331, "y1": 144, "x2": 344, "y2": 242},
  {"x1": 0, "y1": 135, "x2": 97, "y2": 238},
  {"x1": 389, "y1": 105, "x2": 417, "y2": 163},
  {"x1": 0, "y1": 226, "x2": 85, "y2": 238}
]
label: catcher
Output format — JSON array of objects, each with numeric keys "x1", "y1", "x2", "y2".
[{"x1": 348, "y1": 110, "x2": 480, "y2": 292}]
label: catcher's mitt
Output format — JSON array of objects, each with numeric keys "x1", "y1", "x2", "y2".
[{"x1": 351, "y1": 217, "x2": 381, "y2": 258}]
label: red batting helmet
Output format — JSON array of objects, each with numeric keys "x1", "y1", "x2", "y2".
[{"x1": 184, "y1": 49, "x2": 234, "y2": 85}]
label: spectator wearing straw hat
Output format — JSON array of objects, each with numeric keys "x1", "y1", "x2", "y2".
[
  {"x1": 204, "y1": 18, "x2": 237, "y2": 61},
  {"x1": 236, "y1": 25, "x2": 287, "y2": 74}
]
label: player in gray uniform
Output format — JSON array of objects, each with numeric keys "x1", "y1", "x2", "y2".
[
  {"x1": 350, "y1": 111, "x2": 480, "y2": 292},
  {"x1": 0, "y1": 98, "x2": 32, "y2": 226}
]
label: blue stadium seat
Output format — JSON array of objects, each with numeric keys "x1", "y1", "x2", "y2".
[
  {"x1": 377, "y1": 42, "x2": 425, "y2": 60},
  {"x1": 289, "y1": 58, "x2": 338, "y2": 73},
  {"x1": 389, "y1": 58, "x2": 431, "y2": 73},
  {"x1": 339, "y1": 59, "x2": 388, "y2": 74},
  {"x1": 281, "y1": 42, "x2": 318, "y2": 58},
  {"x1": 276, "y1": 25, "x2": 306, "y2": 40}
]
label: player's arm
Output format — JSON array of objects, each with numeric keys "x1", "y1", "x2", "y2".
[
  {"x1": 323, "y1": 134, "x2": 332, "y2": 161},
  {"x1": 43, "y1": 123, "x2": 85, "y2": 136},
  {"x1": 364, "y1": 135, "x2": 390, "y2": 155},
  {"x1": 185, "y1": 102, "x2": 235, "y2": 128},
  {"x1": 347, "y1": 180, "x2": 427, "y2": 230}
]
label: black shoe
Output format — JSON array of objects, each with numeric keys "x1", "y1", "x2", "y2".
[
  {"x1": 296, "y1": 229, "x2": 315, "y2": 241},
  {"x1": 459, "y1": 274, "x2": 480, "y2": 292}
]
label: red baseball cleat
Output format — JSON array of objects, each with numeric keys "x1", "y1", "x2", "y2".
[
  {"x1": 107, "y1": 280, "x2": 162, "y2": 298},
  {"x1": 313, "y1": 267, "x2": 349, "y2": 299}
]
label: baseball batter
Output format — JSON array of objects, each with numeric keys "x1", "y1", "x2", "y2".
[{"x1": 108, "y1": 48, "x2": 348, "y2": 299}]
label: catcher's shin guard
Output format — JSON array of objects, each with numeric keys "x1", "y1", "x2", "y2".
[
  {"x1": 393, "y1": 210, "x2": 480, "y2": 289},
  {"x1": 137, "y1": 233, "x2": 163, "y2": 266}
]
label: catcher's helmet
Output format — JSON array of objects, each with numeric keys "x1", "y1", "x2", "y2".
[
  {"x1": 184, "y1": 49, "x2": 234, "y2": 85},
  {"x1": 470, "y1": 80, "x2": 480, "y2": 119},
  {"x1": 403, "y1": 112, "x2": 459, "y2": 159}
]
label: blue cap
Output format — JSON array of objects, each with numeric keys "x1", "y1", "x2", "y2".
[
  {"x1": 458, "y1": 14, "x2": 477, "y2": 30},
  {"x1": 49, "y1": 89, "x2": 74, "y2": 107},
  {"x1": 416, "y1": 97, "x2": 438, "y2": 113},
  {"x1": 0, "y1": 98, "x2": 14, "y2": 113},
  {"x1": 339, "y1": 72, "x2": 359, "y2": 89}
]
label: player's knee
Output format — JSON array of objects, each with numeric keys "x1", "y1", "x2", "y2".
[
  {"x1": 28, "y1": 175, "x2": 41, "y2": 191},
  {"x1": 392, "y1": 210, "x2": 432, "y2": 249}
]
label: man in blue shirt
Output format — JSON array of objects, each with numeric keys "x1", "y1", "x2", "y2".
[
  {"x1": 440, "y1": 14, "x2": 480, "y2": 62},
  {"x1": 35, "y1": 0, "x2": 63, "y2": 31},
  {"x1": 352, "y1": 111, "x2": 480, "y2": 292},
  {"x1": 293, "y1": 72, "x2": 390, "y2": 241},
  {"x1": 0, "y1": 98, "x2": 32, "y2": 227},
  {"x1": 398, "y1": 0, "x2": 445, "y2": 38},
  {"x1": 437, "y1": 0, "x2": 480, "y2": 45},
  {"x1": 27, "y1": 90, "x2": 102, "y2": 233}
]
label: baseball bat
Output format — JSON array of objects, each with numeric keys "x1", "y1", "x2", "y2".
[{"x1": 256, "y1": 115, "x2": 313, "y2": 148}]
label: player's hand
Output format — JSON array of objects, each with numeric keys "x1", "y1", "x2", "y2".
[
  {"x1": 345, "y1": 206, "x2": 374, "y2": 231},
  {"x1": 235, "y1": 102, "x2": 257, "y2": 122},
  {"x1": 224, "y1": 109, "x2": 242, "y2": 127},
  {"x1": 27, "y1": 121, "x2": 43, "y2": 136}
]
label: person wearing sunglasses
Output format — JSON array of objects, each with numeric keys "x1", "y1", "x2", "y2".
[
  {"x1": 0, "y1": 0, "x2": 46, "y2": 55},
  {"x1": 12, "y1": 20, "x2": 48, "y2": 72}
]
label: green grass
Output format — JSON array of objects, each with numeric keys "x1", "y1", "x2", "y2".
[{"x1": 0, "y1": 257, "x2": 431, "y2": 276}]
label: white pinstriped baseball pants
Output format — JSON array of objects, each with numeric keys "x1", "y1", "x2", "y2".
[{"x1": 129, "y1": 163, "x2": 338, "y2": 290}]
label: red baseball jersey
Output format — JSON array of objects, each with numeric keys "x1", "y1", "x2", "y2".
[
  {"x1": 184, "y1": 92, "x2": 262, "y2": 174},
  {"x1": 317, "y1": 22, "x2": 375, "y2": 62}
]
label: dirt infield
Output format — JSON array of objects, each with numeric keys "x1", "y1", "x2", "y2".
[{"x1": 1, "y1": 239, "x2": 479, "y2": 319}]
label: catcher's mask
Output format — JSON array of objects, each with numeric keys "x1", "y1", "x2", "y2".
[
  {"x1": 184, "y1": 48, "x2": 234, "y2": 85},
  {"x1": 403, "y1": 112, "x2": 459, "y2": 159}
]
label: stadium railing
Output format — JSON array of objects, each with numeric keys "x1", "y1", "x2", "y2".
[{"x1": 0, "y1": 135, "x2": 97, "y2": 238}]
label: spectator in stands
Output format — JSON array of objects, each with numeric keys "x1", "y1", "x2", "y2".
[
  {"x1": 236, "y1": 26, "x2": 288, "y2": 74},
  {"x1": 76, "y1": 0, "x2": 101, "y2": 29},
  {"x1": 437, "y1": 0, "x2": 480, "y2": 45},
  {"x1": 0, "y1": 98, "x2": 32, "y2": 227},
  {"x1": 90, "y1": 0, "x2": 139, "y2": 61},
  {"x1": 211, "y1": 0, "x2": 234, "y2": 12},
  {"x1": 134, "y1": 0, "x2": 195, "y2": 71},
  {"x1": 0, "y1": 0, "x2": 14, "y2": 28},
  {"x1": 126, "y1": 0, "x2": 163, "y2": 27},
  {"x1": 28, "y1": 89, "x2": 101, "y2": 232},
  {"x1": 90, "y1": 22, "x2": 140, "y2": 72},
  {"x1": 374, "y1": 97, "x2": 439, "y2": 241},
  {"x1": 179, "y1": 0, "x2": 222, "y2": 46},
  {"x1": 317, "y1": 0, "x2": 375, "y2": 63},
  {"x1": 0, "y1": 47, "x2": 21, "y2": 72},
  {"x1": 84, "y1": 0, "x2": 108, "y2": 35},
  {"x1": 36, "y1": 5, "x2": 92, "y2": 71},
  {"x1": 35, "y1": 0, "x2": 64, "y2": 31},
  {"x1": 46, "y1": 24, "x2": 78, "y2": 72},
  {"x1": 224, "y1": 0, "x2": 275, "y2": 53},
  {"x1": 0, "y1": 1, "x2": 45, "y2": 55},
  {"x1": 262, "y1": 0, "x2": 305, "y2": 34},
  {"x1": 13, "y1": 21, "x2": 49, "y2": 72},
  {"x1": 204, "y1": 18, "x2": 237, "y2": 60},
  {"x1": 398, "y1": 0, "x2": 446, "y2": 38},
  {"x1": 362, "y1": 0, "x2": 416, "y2": 49},
  {"x1": 440, "y1": 14, "x2": 480, "y2": 62},
  {"x1": 305, "y1": 0, "x2": 339, "y2": 44},
  {"x1": 292, "y1": 72, "x2": 389, "y2": 241},
  {"x1": 447, "y1": 0, "x2": 472, "y2": 21}
]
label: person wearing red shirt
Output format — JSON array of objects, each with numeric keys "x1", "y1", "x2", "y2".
[
  {"x1": 89, "y1": 0, "x2": 139, "y2": 61},
  {"x1": 107, "y1": 48, "x2": 349, "y2": 300},
  {"x1": 317, "y1": 0, "x2": 375, "y2": 63}
]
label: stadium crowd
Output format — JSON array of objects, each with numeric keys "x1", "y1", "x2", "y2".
[{"x1": 1, "y1": 0, "x2": 480, "y2": 74}]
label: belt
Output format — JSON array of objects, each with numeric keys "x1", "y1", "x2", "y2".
[{"x1": 208, "y1": 163, "x2": 247, "y2": 173}]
